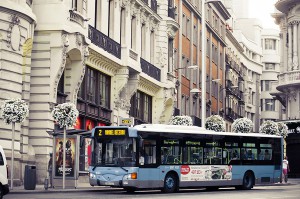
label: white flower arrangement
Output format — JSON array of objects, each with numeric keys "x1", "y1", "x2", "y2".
[
  {"x1": 52, "y1": 102, "x2": 79, "y2": 128},
  {"x1": 169, "y1": 115, "x2": 193, "y2": 126},
  {"x1": 277, "y1": 122, "x2": 288, "y2": 138},
  {"x1": 232, "y1": 117, "x2": 253, "y2": 133},
  {"x1": 0, "y1": 98, "x2": 29, "y2": 124},
  {"x1": 259, "y1": 120, "x2": 279, "y2": 135},
  {"x1": 205, "y1": 115, "x2": 225, "y2": 132}
]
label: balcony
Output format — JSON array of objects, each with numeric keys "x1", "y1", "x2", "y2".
[
  {"x1": 277, "y1": 70, "x2": 300, "y2": 92},
  {"x1": 275, "y1": 0, "x2": 298, "y2": 13},
  {"x1": 140, "y1": 58, "x2": 161, "y2": 81},
  {"x1": 88, "y1": 25, "x2": 121, "y2": 59}
]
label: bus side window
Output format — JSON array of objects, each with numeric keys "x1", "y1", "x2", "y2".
[{"x1": 141, "y1": 139, "x2": 157, "y2": 165}]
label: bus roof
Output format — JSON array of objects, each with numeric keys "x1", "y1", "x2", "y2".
[{"x1": 133, "y1": 124, "x2": 282, "y2": 138}]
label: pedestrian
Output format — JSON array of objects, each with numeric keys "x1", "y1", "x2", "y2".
[
  {"x1": 281, "y1": 156, "x2": 290, "y2": 183},
  {"x1": 48, "y1": 153, "x2": 53, "y2": 188}
]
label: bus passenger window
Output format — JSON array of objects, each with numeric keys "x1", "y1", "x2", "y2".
[
  {"x1": 223, "y1": 148, "x2": 240, "y2": 164},
  {"x1": 140, "y1": 139, "x2": 156, "y2": 165}
]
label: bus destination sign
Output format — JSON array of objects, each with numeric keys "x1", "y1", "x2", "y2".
[{"x1": 96, "y1": 128, "x2": 127, "y2": 137}]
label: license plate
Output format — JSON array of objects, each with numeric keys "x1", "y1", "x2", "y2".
[{"x1": 105, "y1": 182, "x2": 115, "y2": 185}]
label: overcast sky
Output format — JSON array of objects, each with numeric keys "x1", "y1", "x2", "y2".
[{"x1": 248, "y1": 0, "x2": 279, "y2": 29}]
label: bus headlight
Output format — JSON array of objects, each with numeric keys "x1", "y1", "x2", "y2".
[{"x1": 89, "y1": 173, "x2": 96, "y2": 179}]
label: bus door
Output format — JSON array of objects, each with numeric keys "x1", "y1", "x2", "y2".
[{"x1": 137, "y1": 139, "x2": 160, "y2": 188}]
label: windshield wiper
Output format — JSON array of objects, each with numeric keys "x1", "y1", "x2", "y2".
[{"x1": 120, "y1": 167, "x2": 128, "y2": 172}]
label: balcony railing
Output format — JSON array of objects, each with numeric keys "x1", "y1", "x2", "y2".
[
  {"x1": 88, "y1": 25, "x2": 121, "y2": 59},
  {"x1": 140, "y1": 58, "x2": 161, "y2": 81},
  {"x1": 278, "y1": 71, "x2": 300, "y2": 86}
]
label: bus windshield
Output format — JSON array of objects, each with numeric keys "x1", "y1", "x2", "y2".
[{"x1": 92, "y1": 137, "x2": 136, "y2": 167}]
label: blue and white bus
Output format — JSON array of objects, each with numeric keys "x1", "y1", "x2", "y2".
[{"x1": 89, "y1": 124, "x2": 283, "y2": 192}]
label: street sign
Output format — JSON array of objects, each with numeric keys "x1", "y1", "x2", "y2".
[{"x1": 119, "y1": 117, "x2": 134, "y2": 126}]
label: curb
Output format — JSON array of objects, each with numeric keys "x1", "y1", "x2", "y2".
[
  {"x1": 10, "y1": 181, "x2": 299, "y2": 194},
  {"x1": 10, "y1": 187, "x2": 121, "y2": 194}
]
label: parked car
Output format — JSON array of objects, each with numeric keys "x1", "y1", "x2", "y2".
[{"x1": 0, "y1": 145, "x2": 9, "y2": 198}]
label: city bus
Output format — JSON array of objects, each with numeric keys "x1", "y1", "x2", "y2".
[{"x1": 88, "y1": 124, "x2": 283, "y2": 193}]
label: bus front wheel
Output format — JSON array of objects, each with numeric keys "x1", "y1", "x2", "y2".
[
  {"x1": 124, "y1": 187, "x2": 136, "y2": 193},
  {"x1": 241, "y1": 171, "x2": 254, "y2": 190},
  {"x1": 162, "y1": 173, "x2": 178, "y2": 193}
]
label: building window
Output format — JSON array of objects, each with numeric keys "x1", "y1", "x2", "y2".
[
  {"x1": 77, "y1": 66, "x2": 112, "y2": 125},
  {"x1": 129, "y1": 91, "x2": 152, "y2": 123},
  {"x1": 206, "y1": 39, "x2": 210, "y2": 56},
  {"x1": 80, "y1": 67, "x2": 111, "y2": 108},
  {"x1": 168, "y1": 38, "x2": 174, "y2": 73},
  {"x1": 265, "y1": 99, "x2": 275, "y2": 111},
  {"x1": 265, "y1": 39, "x2": 276, "y2": 50},
  {"x1": 150, "y1": 30, "x2": 155, "y2": 64},
  {"x1": 95, "y1": 0, "x2": 101, "y2": 30},
  {"x1": 265, "y1": 80, "x2": 271, "y2": 91},
  {"x1": 193, "y1": 24, "x2": 198, "y2": 46},
  {"x1": 73, "y1": 0, "x2": 86, "y2": 15},
  {"x1": 108, "y1": 0, "x2": 114, "y2": 38},
  {"x1": 187, "y1": 18, "x2": 191, "y2": 39},
  {"x1": 265, "y1": 63, "x2": 275, "y2": 70},
  {"x1": 141, "y1": 23, "x2": 146, "y2": 58},
  {"x1": 120, "y1": 7, "x2": 126, "y2": 44},
  {"x1": 131, "y1": 16, "x2": 137, "y2": 50},
  {"x1": 182, "y1": 14, "x2": 186, "y2": 36}
]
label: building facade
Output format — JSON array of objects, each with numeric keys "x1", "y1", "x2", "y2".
[
  {"x1": 273, "y1": 0, "x2": 300, "y2": 177},
  {"x1": 173, "y1": 0, "x2": 230, "y2": 125},
  {"x1": 261, "y1": 29, "x2": 282, "y2": 123},
  {"x1": 0, "y1": 0, "x2": 178, "y2": 185},
  {"x1": 225, "y1": 0, "x2": 263, "y2": 132}
]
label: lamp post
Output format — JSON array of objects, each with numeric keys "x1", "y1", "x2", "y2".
[{"x1": 201, "y1": 0, "x2": 221, "y2": 127}]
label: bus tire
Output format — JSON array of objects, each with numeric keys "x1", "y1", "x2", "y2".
[
  {"x1": 162, "y1": 173, "x2": 178, "y2": 193},
  {"x1": 241, "y1": 171, "x2": 254, "y2": 190},
  {"x1": 124, "y1": 187, "x2": 136, "y2": 193},
  {"x1": 206, "y1": 186, "x2": 219, "y2": 191}
]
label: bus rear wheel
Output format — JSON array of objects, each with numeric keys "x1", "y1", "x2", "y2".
[
  {"x1": 162, "y1": 173, "x2": 178, "y2": 193},
  {"x1": 241, "y1": 171, "x2": 254, "y2": 190}
]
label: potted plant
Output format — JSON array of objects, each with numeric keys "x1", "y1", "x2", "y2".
[
  {"x1": 169, "y1": 115, "x2": 193, "y2": 126},
  {"x1": 1, "y1": 98, "x2": 29, "y2": 189},
  {"x1": 51, "y1": 102, "x2": 78, "y2": 189},
  {"x1": 205, "y1": 115, "x2": 225, "y2": 132},
  {"x1": 232, "y1": 117, "x2": 253, "y2": 133},
  {"x1": 259, "y1": 120, "x2": 279, "y2": 135},
  {"x1": 277, "y1": 122, "x2": 288, "y2": 138}
]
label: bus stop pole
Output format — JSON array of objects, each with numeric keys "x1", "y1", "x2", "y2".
[{"x1": 63, "y1": 127, "x2": 66, "y2": 189}]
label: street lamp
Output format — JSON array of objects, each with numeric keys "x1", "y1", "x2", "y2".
[
  {"x1": 201, "y1": 0, "x2": 221, "y2": 127},
  {"x1": 174, "y1": 65, "x2": 198, "y2": 71}
]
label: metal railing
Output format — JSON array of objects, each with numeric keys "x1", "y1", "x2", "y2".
[
  {"x1": 88, "y1": 25, "x2": 121, "y2": 59},
  {"x1": 140, "y1": 58, "x2": 161, "y2": 81}
]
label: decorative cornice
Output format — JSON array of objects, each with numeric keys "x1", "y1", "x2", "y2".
[{"x1": 86, "y1": 49, "x2": 121, "y2": 76}]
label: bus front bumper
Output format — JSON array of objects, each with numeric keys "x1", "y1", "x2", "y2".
[{"x1": 89, "y1": 173, "x2": 138, "y2": 188}]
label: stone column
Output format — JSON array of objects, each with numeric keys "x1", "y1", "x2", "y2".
[
  {"x1": 292, "y1": 22, "x2": 299, "y2": 70},
  {"x1": 288, "y1": 25, "x2": 293, "y2": 71}
]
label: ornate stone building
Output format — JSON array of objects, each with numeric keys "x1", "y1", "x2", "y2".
[
  {"x1": 272, "y1": 0, "x2": 300, "y2": 177},
  {"x1": 0, "y1": 0, "x2": 178, "y2": 185}
]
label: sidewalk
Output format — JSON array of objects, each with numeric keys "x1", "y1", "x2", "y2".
[
  {"x1": 10, "y1": 178, "x2": 300, "y2": 194},
  {"x1": 10, "y1": 181, "x2": 119, "y2": 194}
]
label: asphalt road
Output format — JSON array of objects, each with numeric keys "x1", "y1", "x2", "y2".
[{"x1": 5, "y1": 183, "x2": 300, "y2": 199}]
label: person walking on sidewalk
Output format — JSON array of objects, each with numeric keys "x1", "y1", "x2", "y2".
[
  {"x1": 48, "y1": 153, "x2": 53, "y2": 188},
  {"x1": 281, "y1": 156, "x2": 290, "y2": 183}
]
